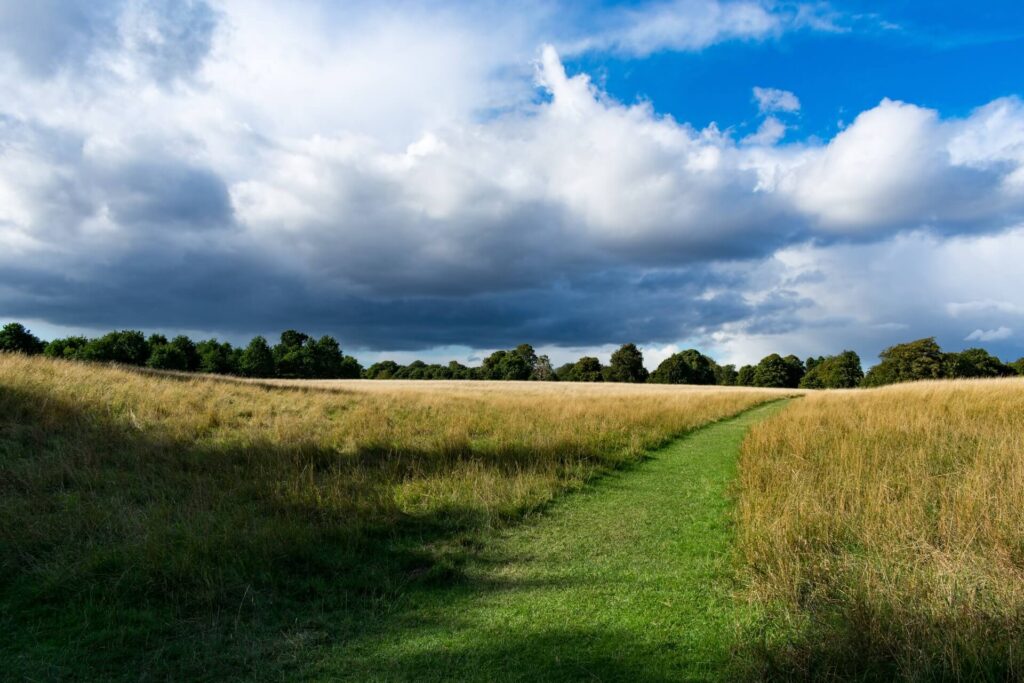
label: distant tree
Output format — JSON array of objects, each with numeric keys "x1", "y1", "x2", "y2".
[
  {"x1": 239, "y1": 336, "x2": 275, "y2": 377},
  {"x1": 554, "y1": 362, "x2": 576, "y2": 381},
  {"x1": 498, "y1": 350, "x2": 532, "y2": 381},
  {"x1": 81, "y1": 330, "x2": 149, "y2": 365},
  {"x1": 714, "y1": 363, "x2": 738, "y2": 386},
  {"x1": 567, "y1": 356, "x2": 604, "y2": 382},
  {"x1": 530, "y1": 355, "x2": 557, "y2": 381},
  {"x1": 169, "y1": 335, "x2": 200, "y2": 371},
  {"x1": 736, "y1": 364, "x2": 756, "y2": 386},
  {"x1": 863, "y1": 338, "x2": 944, "y2": 386},
  {"x1": 1013, "y1": 358, "x2": 1024, "y2": 377},
  {"x1": 799, "y1": 351, "x2": 864, "y2": 389},
  {"x1": 196, "y1": 339, "x2": 238, "y2": 374},
  {"x1": 650, "y1": 349, "x2": 716, "y2": 385},
  {"x1": 273, "y1": 330, "x2": 313, "y2": 378},
  {"x1": 45, "y1": 336, "x2": 89, "y2": 360},
  {"x1": 751, "y1": 353, "x2": 804, "y2": 388},
  {"x1": 943, "y1": 348, "x2": 1014, "y2": 379},
  {"x1": 480, "y1": 350, "x2": 507, "y2": 380},
  {"x1": 147, "y1": 343, "x2": 189, "y2": 371},
  {"x1": 147, "y1": 334, "x2": 168, "y2": 348},
  {"x1": 366, "y1": 360, "x2": 402, "y2": 379},
  {"x1": 606, "y1": 343, "x2": 649, "y2": 383},
  {"x1": 0, "y1": 323, "x2": 45, "y2": 355}
]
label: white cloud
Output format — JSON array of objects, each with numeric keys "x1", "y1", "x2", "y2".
[
  {"x1": 2, "y1": 2, "x2": 1024, "y2": 357},
  {"x1": 742, "y1": 116, "x2": 787, "y2": 145},
  {"x1": 753, "y1": 86, "x2": 800, "y2": 114},
  {"x1": 966, "y1": 327, "x2": 1013, "y2": 342}
]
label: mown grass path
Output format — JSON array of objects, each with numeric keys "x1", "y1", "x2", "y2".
[{"x1": 318, "y1": 400, "x2": 790, "y2": 681}]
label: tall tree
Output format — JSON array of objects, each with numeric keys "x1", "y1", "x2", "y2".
[
  {"x1": 239, "y1": 336, "x2": 275, "y2": 377},
  {"x1": 606, "y1": 343, "x2": 649, "y2": 383},
  {"x1": 863, "y1": 338, "x2": 944, "y2": 386},
  {"x1": 0, "y1": 323, "x2": 46, "y2": 355},
  {"x1": 650, "y1": 349, "x2": 716, "y2": 385},
  {"x1": 799, "y1": 351, "x2": 863, "y2": 389}
]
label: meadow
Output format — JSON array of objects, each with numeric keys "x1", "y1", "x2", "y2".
[
  {"x1": 0, "y1": 353, "x2": 782, "y2": 679},
  {"x1": 5, "y1": 352, "x2": 1024, "y2": 680},
  {"x1": 736, "y1": 378, "x2": 1024, "y2": 679}
]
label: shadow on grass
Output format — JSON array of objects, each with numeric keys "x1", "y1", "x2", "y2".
[{"x1": 0, "y1": 382, "x2": 660, "y2": 681}]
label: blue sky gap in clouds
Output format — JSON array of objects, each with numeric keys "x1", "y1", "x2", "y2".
[{"x1": 0, "y1": 0, "x2": 1023, "y2": 369}]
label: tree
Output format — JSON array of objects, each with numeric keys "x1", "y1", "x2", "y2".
[
  {"x1": 561, "y1": 358, "x2": 606, "y2": 385},
  {"x1": 45, "y1": 336, "x2": 89, "y2": 360},
  {"x1": 81, "y1": 330, "x2": 149, "y2": 365},
  {"x1": 1012, "y1": 358, "x2": 1024, "y2": 376},
  {"x1": 480, "y1": 350, "x2": 507, "y2": 380},
  {"x1": 0, "y1": 323, "x2": 45, "y2": 355},
  {"x1": 736, "y1": 365, "x2": 755, "y2": 386},
  {"x1": 714, "y1": 363, "x2": 738, "y2": 386},
  {"x1": 799, "y1": 351, "x2": 864, "y2": 389},
  {"x1": 365, "y1": 360, "x2": 402, "y2": 379},
  {"x1": 196, "y1": 339, "x2": 238, "y2": 374},
  {"x1": 147, "y1": 343, "x2": 189, "y2": 371},
  {"x1": 169, "y1": 335, "x2": 200, "y2": 371},
  {"x1": 554, "y1": 362, "x2": 576, "y2": 381},
  {"x1": 943, "y1": 348, "x2": 1014, "y2": 378},
  {"x1": 751, "y1": 353, "x2": 803, "y2": 388},
  {"x1": 530, "y1": 355, "x2": 557, "y2": 381},
  {"x1": 606, "y1": 343, "x2": 648, "y2": 383},
  {"x1": 238, "y1": 336, "x2": 275, "y2": 377},
  {"x1": 497, "y1": 350, "x2": 531, "y2": 380},
  {"x1": 863, "y1": 337, "x2": 944, "y2": 386},
  {"x1": 273, "y1": 330, "x2": 313, "y2": 378},
  {"x1": 650, "y1": 349, "x2": 716, "y2": 385}
]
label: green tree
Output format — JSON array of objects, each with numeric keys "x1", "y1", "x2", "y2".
[
  {"x1": 863, "y1": 337, "x2": 945, "y2": 386},
  {"x1": 554, "y1": 362, "x2": 576, "y2": 381},
  {"x1": 45, "y1": 336, "x2": 89, "y2": 360},
  {"x1": 239, "y1": 336, "x2": 275, "y2": 377},
  {"x1": 147, "y1": 343, "x2": 189, "y2": 371},
  {"x1": 606, "y1": 343, "x2": 649, "y2": 383},
  {"x1": 736, "y1": 364, "x2": 755, "y2": 386},
  {"x1": 567, "y1": 356, "x2": 604, "y2": 382},
  {"x1": 1012, "y1": 358, "x2": 1024, "y2": 376},
  {"x1": 799, "y1": 351, "x2": 864, "y2": 389},
  {"x1": 0, "y1": 323, "x2": 46, "y2": 355},
  {"x1": 943, "y1": 348, "x2": 1014, "y2": 378},
  {"x1": 169, "y1": 335, "x2": 200, "y2": 371},
  {"x1": 81, "y1": 330, "x2": 150, "y2": 365},
  {"x1": 196, "y1": 339, "x2": 238, "y2": 374},
  {"x1": 650, "y1": 349, "x2": 716, "y2": 385},
  {"x1": 751, "y1": 353, "x2": 802, "y2": 388},
  {"x1": 714, "y1": 363, "x2": 738, "y2": 386},
  {"x1": 273, "y1": 330, "x2": 313, "y2": 378},
  {"x1": 480, "y1": 350, "x2": 507, "y2": 380},
  {"x1": 365, "y1": 360, "x2": 402, "y2": 379}
]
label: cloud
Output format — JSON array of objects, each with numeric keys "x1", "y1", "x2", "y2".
[
  {"x1": 966, "y1": 327, "x2": 1013, "y2": 342},
  {"x1": 1, "y1": 2, "x2": 1024, "y2": 362},
  {"x1": 753, "y1": 86, "x2": 801, "y2": 114}
]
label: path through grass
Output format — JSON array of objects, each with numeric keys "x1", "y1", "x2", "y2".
[{"x1": 316, "y1": 400, "x2": 790, "y2": 681}]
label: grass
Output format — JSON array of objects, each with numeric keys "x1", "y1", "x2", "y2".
[
  {"x1": 0, "y1": 353, "x2": 785, "y2": 680},
  {"x1": 307, "y1": 399, "x2": 792, "y2": 681},
  {"x1": 735, "y1": 378, "x2": 1024, "y2": 679}
]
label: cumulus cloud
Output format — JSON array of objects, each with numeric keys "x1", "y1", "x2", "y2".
[
  {"x1": 753, "y1": 86, "x2": 801, "y2": 113},
  {"x1": 1, "y1": 1, "x2": 1024, "y2": 361}
]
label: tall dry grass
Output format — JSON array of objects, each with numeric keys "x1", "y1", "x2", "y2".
[
  {"x1": 735, "y1": 379, "x2": 1024, "y2": 679},
  {"x1": 0, "y1": 354, "x2": 783, "y2": 629}
]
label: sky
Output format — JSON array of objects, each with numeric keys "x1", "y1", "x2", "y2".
[{"x1": 1, "y1": 0, "x2": 1024, "y2": 369}]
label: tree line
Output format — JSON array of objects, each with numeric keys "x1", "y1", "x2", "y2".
[{"x1": 1, "y1": 322, "x2": 1022, "y2": 388}]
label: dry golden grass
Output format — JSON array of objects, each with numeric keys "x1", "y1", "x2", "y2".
[
  {"x1": 0, "y1": 353, "x2": 785, "y2": 625},
  {"x1": 735, "y1": 378, "x2": 1024, "y2": 679}
]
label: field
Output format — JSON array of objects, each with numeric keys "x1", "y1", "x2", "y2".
[
  {"x1": 4, "y1": 354, "x2": 1024, "y2": 680},
  {"x1": 736, "y1": 379, "x2": 1024, "y2": 679},
  {"x1": 0, "y1": 354, "x2": 783, "y2": 680}
]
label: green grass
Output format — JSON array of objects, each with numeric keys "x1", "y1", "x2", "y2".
[{"x1": 308, "y1": 400, "x2": 791, "y2": 681}]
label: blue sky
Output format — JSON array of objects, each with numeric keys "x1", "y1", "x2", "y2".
[{"x1": 1, "y1": 0, "x2": 1024, "y2": 369}]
